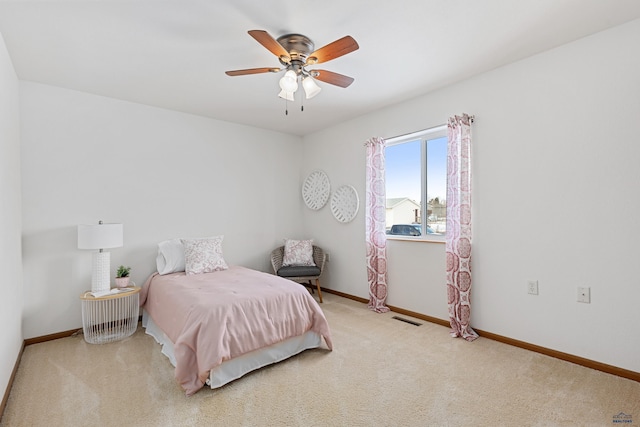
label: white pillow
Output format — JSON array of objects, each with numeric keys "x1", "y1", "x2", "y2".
[
  {"x1": 282, "y1": 239, "x2": 315, "y2": 267},
  {"x1": 156, "y1": 238, "x2": 185, "y2": 275},
  {"x1": 181, "y1": 236, "x2": 229, "y2": 275}
]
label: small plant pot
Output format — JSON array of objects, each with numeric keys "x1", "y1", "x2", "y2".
[{"x1": 115, "y1": 277, "x2": 130, "y2": 288}]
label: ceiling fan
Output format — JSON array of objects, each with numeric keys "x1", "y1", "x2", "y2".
[{"x1": 225, "y1": 30, "x2": 359, "y2": 102}]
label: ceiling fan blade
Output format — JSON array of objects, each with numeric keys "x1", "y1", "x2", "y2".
[
  {"x1": 306, "y1": 36, "x2": 359, "y2": 65},
  {"x1": 225, "y1": 67, "x2": 281, "y2": 76},
  {"x1": 248, "y1": 30, "x2": 291, "y2": 63},
  {"x1": 312, "y1": 70, "x2": 355, "y2": 88}
]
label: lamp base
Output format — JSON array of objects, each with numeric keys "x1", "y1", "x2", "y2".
[{"x1": 91, "y1": 251, "x2": 111, "y2": 293}]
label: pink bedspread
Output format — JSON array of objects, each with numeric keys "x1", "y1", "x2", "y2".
[{"x1": 140, "y1": 266, "x2": 333, "y2": 395}]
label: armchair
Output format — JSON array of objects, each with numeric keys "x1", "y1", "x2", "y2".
[{"x1": 271, "y1": 245, "x2": 325, "y2": 303}]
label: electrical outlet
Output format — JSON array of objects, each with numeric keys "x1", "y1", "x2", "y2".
[
  {"x1": 527, "y1": 280, "x2": 538, "y2": 295},
  {"x1": 325, "y1": 252, "x2": 330, "y2": 262},
  {"x1": 578, "y1": 287, "x2": 591, "y2": 303}
]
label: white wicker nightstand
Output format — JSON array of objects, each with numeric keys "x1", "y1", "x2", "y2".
[{"x1": 80, "y1": 287, "x2": 140, "y2": 344}]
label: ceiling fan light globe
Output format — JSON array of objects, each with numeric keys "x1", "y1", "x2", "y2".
[
  {"x1": 278, "y1": 90, "x2": 295, "y2": 101},
  {"x1": 279, "y1": 78, "x2": 298, "y2": 92},
  {"x1": 302, "y1": 76, "x2": 322, "y2": 99},
  {"x1": 279, "y1": 70, "x2": 298, "y2": 92}
]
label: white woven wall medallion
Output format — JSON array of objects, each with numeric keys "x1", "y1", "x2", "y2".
[
  {"x1": 331, "y1": 185, "x2": 359, "y2": 223},
  {"x1": 302, "y1": 170, "x2": 330, "y2": 210}
]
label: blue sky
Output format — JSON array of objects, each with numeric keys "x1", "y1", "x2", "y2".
[{"x1": 385, "y1": 136, "x2": 447, "y2": 203}]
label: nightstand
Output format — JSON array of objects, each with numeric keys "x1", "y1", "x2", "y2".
[{"x1": 79, "y1": 287, "x2": 141, "y2": 344}]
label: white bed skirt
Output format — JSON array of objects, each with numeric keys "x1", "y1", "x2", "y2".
[{"x1": 142, "y1": 309, "x2": 322, "y2": 390}]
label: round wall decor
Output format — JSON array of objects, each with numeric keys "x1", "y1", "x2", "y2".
[
  {"x1": 302, "y1": 170, "x2": 330, "y2": 210},
  {"x1": 331, "y1": 185, "x2": 359, "y2": 223}
]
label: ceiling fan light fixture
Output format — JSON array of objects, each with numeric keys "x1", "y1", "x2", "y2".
[
  {"x1": 302, "y1": 76, "x2": 321, "y2": 99},
  {"x1": 278, "y1": 89, "x2": 295, "y2": 101}
]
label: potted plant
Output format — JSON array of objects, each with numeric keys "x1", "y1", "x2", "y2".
[{"x1": 115, "y1": 265, "x2": 131, "y2": 288}]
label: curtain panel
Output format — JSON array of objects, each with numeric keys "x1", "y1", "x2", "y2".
[
  {"x1": 446, "y1": 114, "x2": 478, "y2": 341},
  {"x1": 365, "y1": 136, "x2": 390, "y2": 313}
]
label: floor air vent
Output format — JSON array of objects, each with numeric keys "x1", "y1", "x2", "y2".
[{"x1": 392, "y1": 316, "x2": 422, "y2": 326}]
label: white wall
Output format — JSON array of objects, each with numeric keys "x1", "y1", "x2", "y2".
[
  {"x1": 302, "y1": 19, "x2": 640, "y2": 372},
  {"x1": 0, "y1": 32, "x2": 23, "y2": 398},
  {"x1": 20, "y1": 83, "x2": 303, "y2": 338}
]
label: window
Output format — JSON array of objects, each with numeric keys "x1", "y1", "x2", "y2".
[{"x1": 385, "y1": 125, "x2": 447, "y2": 241}]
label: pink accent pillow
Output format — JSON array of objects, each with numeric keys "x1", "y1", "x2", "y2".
[
  {"x1": 282, "y1": 239, "x2": 315, "y2": 267},
  {"x1": 181, "y1": 236, "x2": 229, "y2": 275}
]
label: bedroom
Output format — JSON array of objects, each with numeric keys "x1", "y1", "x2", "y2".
[{"x1": 1, "y1": 1, "x2": 640, "y2": 424}]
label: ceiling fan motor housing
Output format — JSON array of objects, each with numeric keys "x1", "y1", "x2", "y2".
[{"x1": 277, "y1": 34, "x2": 314, "y2": 64}]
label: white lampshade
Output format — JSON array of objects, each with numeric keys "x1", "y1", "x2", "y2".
[
  {"x1": 78, "y1": 223, "x2": 123, "y2": 249},
  {"x1": 278, "y1": 90, "x2": 295, "y2": 101},
  {"x1": 279, "y1": 70, "x2": 298, "y2": 93},
  {"x1": 78, "y1": 222, "x2": 123, "y2": 293},
  {"x1": 302, "y1": 76, "x2": 321, "y2": 99}
]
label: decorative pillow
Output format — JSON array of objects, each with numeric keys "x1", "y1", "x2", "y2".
[
  {"x1": 181, "y1": 236, "x2": 228, "y2": 275},
  {"x1": 156, "y1": 238, "x2": 186, "y2": 275},
  {"x1": 282, "y1": 239, "x2": 315, "y2": 267}
]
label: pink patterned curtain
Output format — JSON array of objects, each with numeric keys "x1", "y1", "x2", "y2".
[
  {"x1": 365, "y1": 136, "x2": 390, "y2": 313},
  {"x1": 446, "y1": 114, "x2": 478, "y2": 341}
]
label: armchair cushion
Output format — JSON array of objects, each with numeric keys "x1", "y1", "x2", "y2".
[{"x1": 277, "y1": 265, "x2": 321, "y2": 278}]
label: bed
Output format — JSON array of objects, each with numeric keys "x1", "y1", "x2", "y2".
[{"x1": 140, "y1": 265, "x2": 333, "y2": 396}]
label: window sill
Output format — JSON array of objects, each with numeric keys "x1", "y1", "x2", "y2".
[{"x1": 386, "y1": 236, "x2": 445, "y2": 244}]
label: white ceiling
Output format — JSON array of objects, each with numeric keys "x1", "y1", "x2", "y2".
[{"x1": 1, "y1": 1, "x2": 639, "y2": 136}]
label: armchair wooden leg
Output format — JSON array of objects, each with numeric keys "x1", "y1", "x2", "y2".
[{"x1": 315, "y1": 278, "x2": 323, "y2": 303}]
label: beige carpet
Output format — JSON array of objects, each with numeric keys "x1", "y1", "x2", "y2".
[{"x1": 2, "y1": 293, "x2": 638, "y2": 426}]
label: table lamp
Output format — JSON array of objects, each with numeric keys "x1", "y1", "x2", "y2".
[{"x1": 78, "y1": 221, "x2": 123, "y2": 293}]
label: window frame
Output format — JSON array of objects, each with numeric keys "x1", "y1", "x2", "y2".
[{"x1": 385, "y1": 124, "x2": 447, "y2": 243}]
